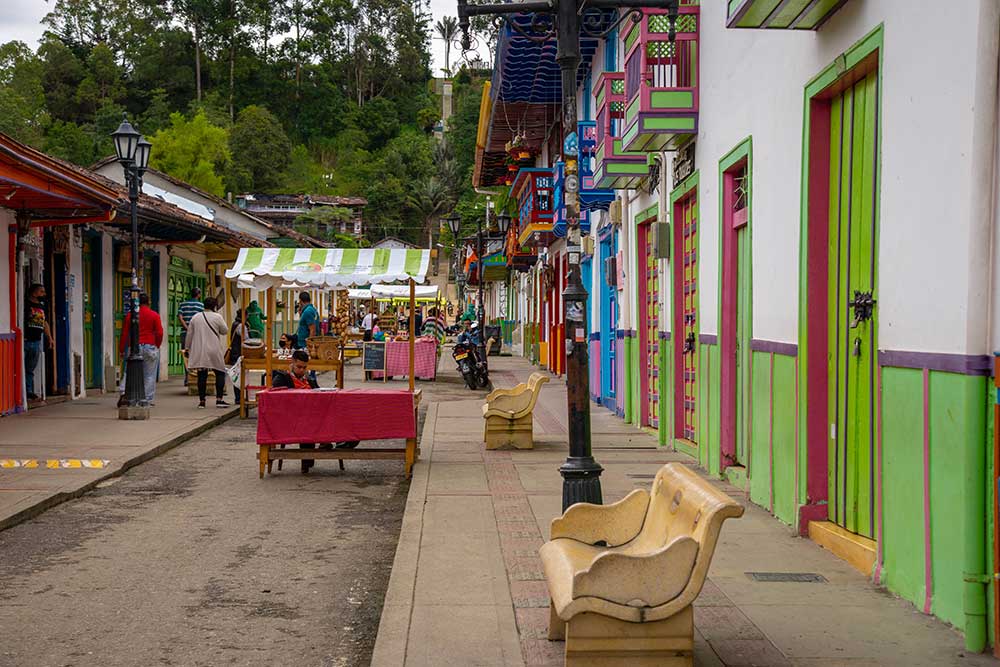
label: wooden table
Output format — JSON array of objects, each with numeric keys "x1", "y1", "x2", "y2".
[{"x1": 255, "y1": 388, "x2": 422, "y2": 478}]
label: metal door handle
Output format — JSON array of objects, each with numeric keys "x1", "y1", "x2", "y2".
[{"x1": 848, "y1": 290, "x2": 876, "y2": 329}]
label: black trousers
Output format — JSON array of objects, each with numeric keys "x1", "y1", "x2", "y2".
[{"x1": 197, "y1": 369, "x2": 225, "y2": 401}]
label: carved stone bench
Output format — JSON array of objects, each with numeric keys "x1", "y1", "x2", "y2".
[
  {"x1": 540, "y1": 463, "x2": 744, "y2": 666},
  {"x1": 481, "y1": 372, "x2": 549, "y2": 449}
]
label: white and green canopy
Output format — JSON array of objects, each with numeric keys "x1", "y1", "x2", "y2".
[{"x1": 226, "y1": 248, "x2": 431, "y2": 290}]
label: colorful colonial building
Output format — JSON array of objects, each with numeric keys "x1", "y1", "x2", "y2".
[{"x1": 474, "y1": 0, "x2": 1000, "y2": 650}]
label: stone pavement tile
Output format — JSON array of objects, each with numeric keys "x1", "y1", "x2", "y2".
[
  {"x1": 434, "y1": 417, "x2": 486, "y2": 434},
  {"x1": 515, "y1": 607, "x2": 551, "y2": 640},
  {"x1": 695, "y1": 628, "x2": 726, "y2": 667},
  {"x1": 437, "y1": 401, "x2": 487, "y2": 417},
  {"x1": 712, "y1": 575, "x2": 885, "y2": 608},
  {"x1": 788, "y1": 660, "x2": 886, "y2": 666},
  {"x1": 406, "y1": 604, "x2": 523, "y2": 667},
  {"x1": 527, "y1": 494, "x2": 562, "y2": 540},
  {"x1": 510, "y1": 580, "x2": 550, "y2": 608},
  {"x1": 709, "y1": 638, "x2": 792, "y2": 666},
  {"x1": 738, "y1": 603, "x2": 985, "y2": 665},
  {"x1": 505, "y1": 556, "x2": 546, "y2": 581},
  {"x1": 520, "y1": 638, "x2": 564, "y2": 666},
  {"x1": 426, "y1": 462, "x2": 488, "y2": 493},
  {"x1": 429, "y1": 450, "x2": 483, "y2": 463},
  {"x1": 514, "y1": 464, "x2": 564, "y2": 494},
  {"x1": 500, "y1": 536, "x2": 545, "y2": 561},
  {"x1": 695, "y1": 606, "x2": 766, "y2": 641},
  {"x1": 422, "y1": 494, "x2": 497, "y2": 534},
  {"x1": 414, "y1": 532, "x2": 509, "y2": 606},
  {"x1": 695, "y1": 579, "x2": 734, "y2": 607},
  {"x1": 429, "y1": 437, "x2": 482, "y2": 452}
]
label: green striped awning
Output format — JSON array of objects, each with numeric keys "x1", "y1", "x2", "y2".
[{"x1": 225, "y1": 248, "x2": 431, "y2": 289}]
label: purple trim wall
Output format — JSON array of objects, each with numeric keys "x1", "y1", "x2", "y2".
[
  {"x1": 750, "y1": 339, "x2": 798, "y2": 357},
  {"x1": 878, "y1": 350, "x2": 992, "y2": 376},
  {"x1": 699, "y1": 333, "x2": 717, "y2": 345},
  {"x1": 659, "y1": 331, "x2": 671, "y2": 341}
]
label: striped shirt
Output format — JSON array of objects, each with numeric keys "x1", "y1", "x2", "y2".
[
  {"x1": 178, "y1": 299, "x2": 205, "y2": 325},
  {"x1": 421, "y1": 316, "x2": 446, "y2": 343}
]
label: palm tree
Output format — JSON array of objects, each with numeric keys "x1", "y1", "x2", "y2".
[
  {"x1": 435, "y1": 16, "x2": 459, "y2": 77},
  {"x1": 408, "y1": 176, "x2": 455, "y2": 247}
]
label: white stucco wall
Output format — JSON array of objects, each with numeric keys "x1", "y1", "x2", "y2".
[
  {"x1": 99, "y1": 233, "x2": 116, "y2": 392},
  {"x1": 67, "y1": 236, "x2": 84, "y2": 398},
  {"x1": 693, "y1": 0, "x2": 998, "y2": 352}
]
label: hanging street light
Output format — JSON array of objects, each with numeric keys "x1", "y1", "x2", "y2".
[
  {"x1": 112, "y1": 115, "x2": 152, "y2": 419},
  {"x1": 457, "y1": 0, "x2": 681, "y2": 510}
]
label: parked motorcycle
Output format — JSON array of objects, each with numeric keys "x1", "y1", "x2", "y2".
[{"x1": 453, "y1": 323, "x2": 489, "y2": 390}]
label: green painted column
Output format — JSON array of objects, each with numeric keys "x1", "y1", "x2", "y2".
[{"x1": 962, "y1": 375, "x2": 988, "y2": 651}]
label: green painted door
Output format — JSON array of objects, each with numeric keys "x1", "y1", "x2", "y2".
[
  {"x1": 167, "y1": 263, "x2": 207, "y2": 376},
  {"x1": 734, "y1": 202, "x2": 751, "y2": 466},
  {"x1": 827, "y1": 71, "x2": 879, "y2": 538},
  {"x1": 81, "y1": 235, "x2": 102, "y2": 389}
]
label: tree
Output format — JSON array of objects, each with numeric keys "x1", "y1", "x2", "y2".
[
  {"x1": 149, "y1": 110, "x2": 231, "y2": 196},
  {"x1": 43, "y1": 120, "x2": 95, "y2": 166},
  {"x1": 293, "y1": 205, "x2": 355, "y2": 243},
  {"x1": 408, "y1": 176, "x2": 453, "y2": 247},
  {"x1": 435, "y1": 17, "x2": 458, "y2": 77},
  {"x1": 0, "y1": 41, "x2": 48, "y2": 144},
  {"x1": 229, "y1": 105, "x2": 293, "y2": 192},
  {"x1": 75, "y1": 43, "x2": 125, "y2": 114}
]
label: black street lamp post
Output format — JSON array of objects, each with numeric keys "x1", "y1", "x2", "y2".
[
  {"x1": 457, "y1": 0, "x2": 680, "y2": 510},
  {"x1": 111, "y1": 116, "x2": 152, "y2": 416},
  {"x1": 445, "y1": 212, "x2": 464, "y2": 322},
  {"x1": 476, "y1": 204, "x2": 487, "y2": 369}
]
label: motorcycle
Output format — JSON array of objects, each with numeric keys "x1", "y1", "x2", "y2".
[{"x1": 453, "y1": 324, "x2": 490, "y2": 390}]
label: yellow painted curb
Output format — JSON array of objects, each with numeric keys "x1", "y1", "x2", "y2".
[{"x1": 0, "y1": 459, "x2": 111, "y2": 470}]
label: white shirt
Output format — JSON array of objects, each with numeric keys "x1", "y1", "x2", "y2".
[{"x1": 361, "y1": 313, "x2": 374, "y2": 330}]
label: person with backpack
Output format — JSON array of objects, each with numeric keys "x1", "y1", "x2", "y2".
[{"x1": 184, "y1": 297, "x2": 230, "y2": 409}]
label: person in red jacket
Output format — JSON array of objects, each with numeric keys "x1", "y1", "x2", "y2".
[{"x1": 117, "y1": 293, "x2": 164, "y2": 406}]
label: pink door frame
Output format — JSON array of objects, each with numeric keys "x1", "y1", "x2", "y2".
[
  {"x1": 720, "y1": 156, "x2": 749, "y2": 468},
  {"x1": 637, "y1": 216, "x2": 656, "y2": 427},
  {"x1": 800, "y1": 48, "x2": 881, "y2": 532}
]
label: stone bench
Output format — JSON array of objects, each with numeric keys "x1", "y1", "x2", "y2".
[
  {"x1": 481, "y1": 372, "x2": 549, "y2": 450},
  {"x1": 540, "y1": 463, "x2": 744, "y2": 666}
]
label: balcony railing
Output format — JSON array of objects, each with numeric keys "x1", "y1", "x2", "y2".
[
  {"x1": 621, "y1": 6, "x2": 699, "y2": 152},
  {"x1": 578, "y1": 121, "x2": 615, "y2": 211},
  {"x1": 511, "y1": 167, "x2": 555, "y2": 246},
  {"x1": 592, "y1": 72, "x2": 649, "y2": 190}
]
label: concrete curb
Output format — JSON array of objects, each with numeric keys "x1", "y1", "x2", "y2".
[
  {"x1": 371, "y1": 401, "x2": 437, "y2": 667},
  {"x1": 0, "y1": 407, "x2": 240, "y2": 533}
]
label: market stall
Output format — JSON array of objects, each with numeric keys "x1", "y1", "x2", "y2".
[{"x1": 225, "y1": 247, "x2": 431, "y2": 477}]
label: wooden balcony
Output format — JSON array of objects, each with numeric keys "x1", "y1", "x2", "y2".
[
  {"x1": 727, "y1": 0, "x2": 849, "y2": 30},
  {"x1": 621, "y1": 5, "x2": 699, "y2": 152},
  {"x1": 512, "y1": 167, "x2": 555, "y2": 246},
  {"x1": 577, "y1": 121, "x2": 615, "y2": 211},
  {"x1": 593, "y1": 72, "x2": 650, "y2": 189}
]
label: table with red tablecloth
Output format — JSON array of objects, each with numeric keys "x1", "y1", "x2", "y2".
[
  {"x1": 370, "y1": 339, "x2": 438, "y2": 381},
  {"x1": 255, "y1": 387, "x2": 420, "y2": 478}
]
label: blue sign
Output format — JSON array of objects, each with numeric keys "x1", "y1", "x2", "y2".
[{"x1": 563, "y1": 132, "x2": 578, "y2": 156}]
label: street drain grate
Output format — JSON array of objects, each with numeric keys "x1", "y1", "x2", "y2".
[{"x1": 746, "y1": 572, "x2": 827, "y2": 583}]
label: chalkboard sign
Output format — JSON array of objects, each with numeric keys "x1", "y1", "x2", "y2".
[{"x1": 362, "y1": 341, "x2": 386, "y2": 379}]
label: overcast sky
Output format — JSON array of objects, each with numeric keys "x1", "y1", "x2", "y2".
[{"x1": 0, "y1": 0, "x2": 485, "y2": 78}]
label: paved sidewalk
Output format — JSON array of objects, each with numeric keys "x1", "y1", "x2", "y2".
[
  {"x1": 0, "y1": 379, "x2": 238, "y2": 531},
  {"x1": 373, "y1": 355, "x2": 993, "y2": 667}
]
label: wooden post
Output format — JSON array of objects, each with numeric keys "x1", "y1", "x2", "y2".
[
  {"x1": 240, "y1": 288, "x2": 248, "y2": 419},
  {"x1": 409, "y1": 278, "x2": 416, "y2": 392},
  {"x1": 265, "y1": 286, "x2": 275, "y2": 387}
]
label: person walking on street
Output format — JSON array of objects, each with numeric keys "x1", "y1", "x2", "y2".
[
  {"x1": 24, "y1": 283, "x2": 52, "y2": 401},
  {"x1": 296, "y1": 292, "x2": 318, "y2": 348},
  {"x1": 177, "y1": 287, "x2": 204, "y2": 386},
  {"x1": 185, "y1": 296, "x2": 230, "y2": 409},
  {"x1": 228, "y1": 309, "x2": 249, "y2": 405},
  {"x1": 117, "y1": 293, "x2": 164, "y2": 406}
]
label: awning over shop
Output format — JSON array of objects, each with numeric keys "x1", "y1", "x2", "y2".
[
  {"x1": 371, "y1": 284, "x2": 439, "y2": 300},
  {"x1": 226, "y1": 248, "x2": 431, "y2": 290}
]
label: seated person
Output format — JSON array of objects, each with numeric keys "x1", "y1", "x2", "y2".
[{"x1": 272, "y1": 350, "x2": 358, "y2": 473}]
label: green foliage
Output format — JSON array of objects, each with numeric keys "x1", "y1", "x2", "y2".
[
  {"x1": 293, "y1": 206, "x2": 359, "y2": 246},
  {"x1": 0, "y1": 41, "x2": 48, "y2": 144},
  {"x1": 229, "y1": 105, "x2": 292, "y2": 191},
  {"x1": 43, "y1": 120, "x2": 95, "y2": 166},
  {"x1": 149, "y1": 110, "x2": 231, "y2": 196}
]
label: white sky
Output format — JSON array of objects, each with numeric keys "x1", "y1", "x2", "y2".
[{"x1": 0, "y1": 0, "x2": 488, "y2": 78}]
